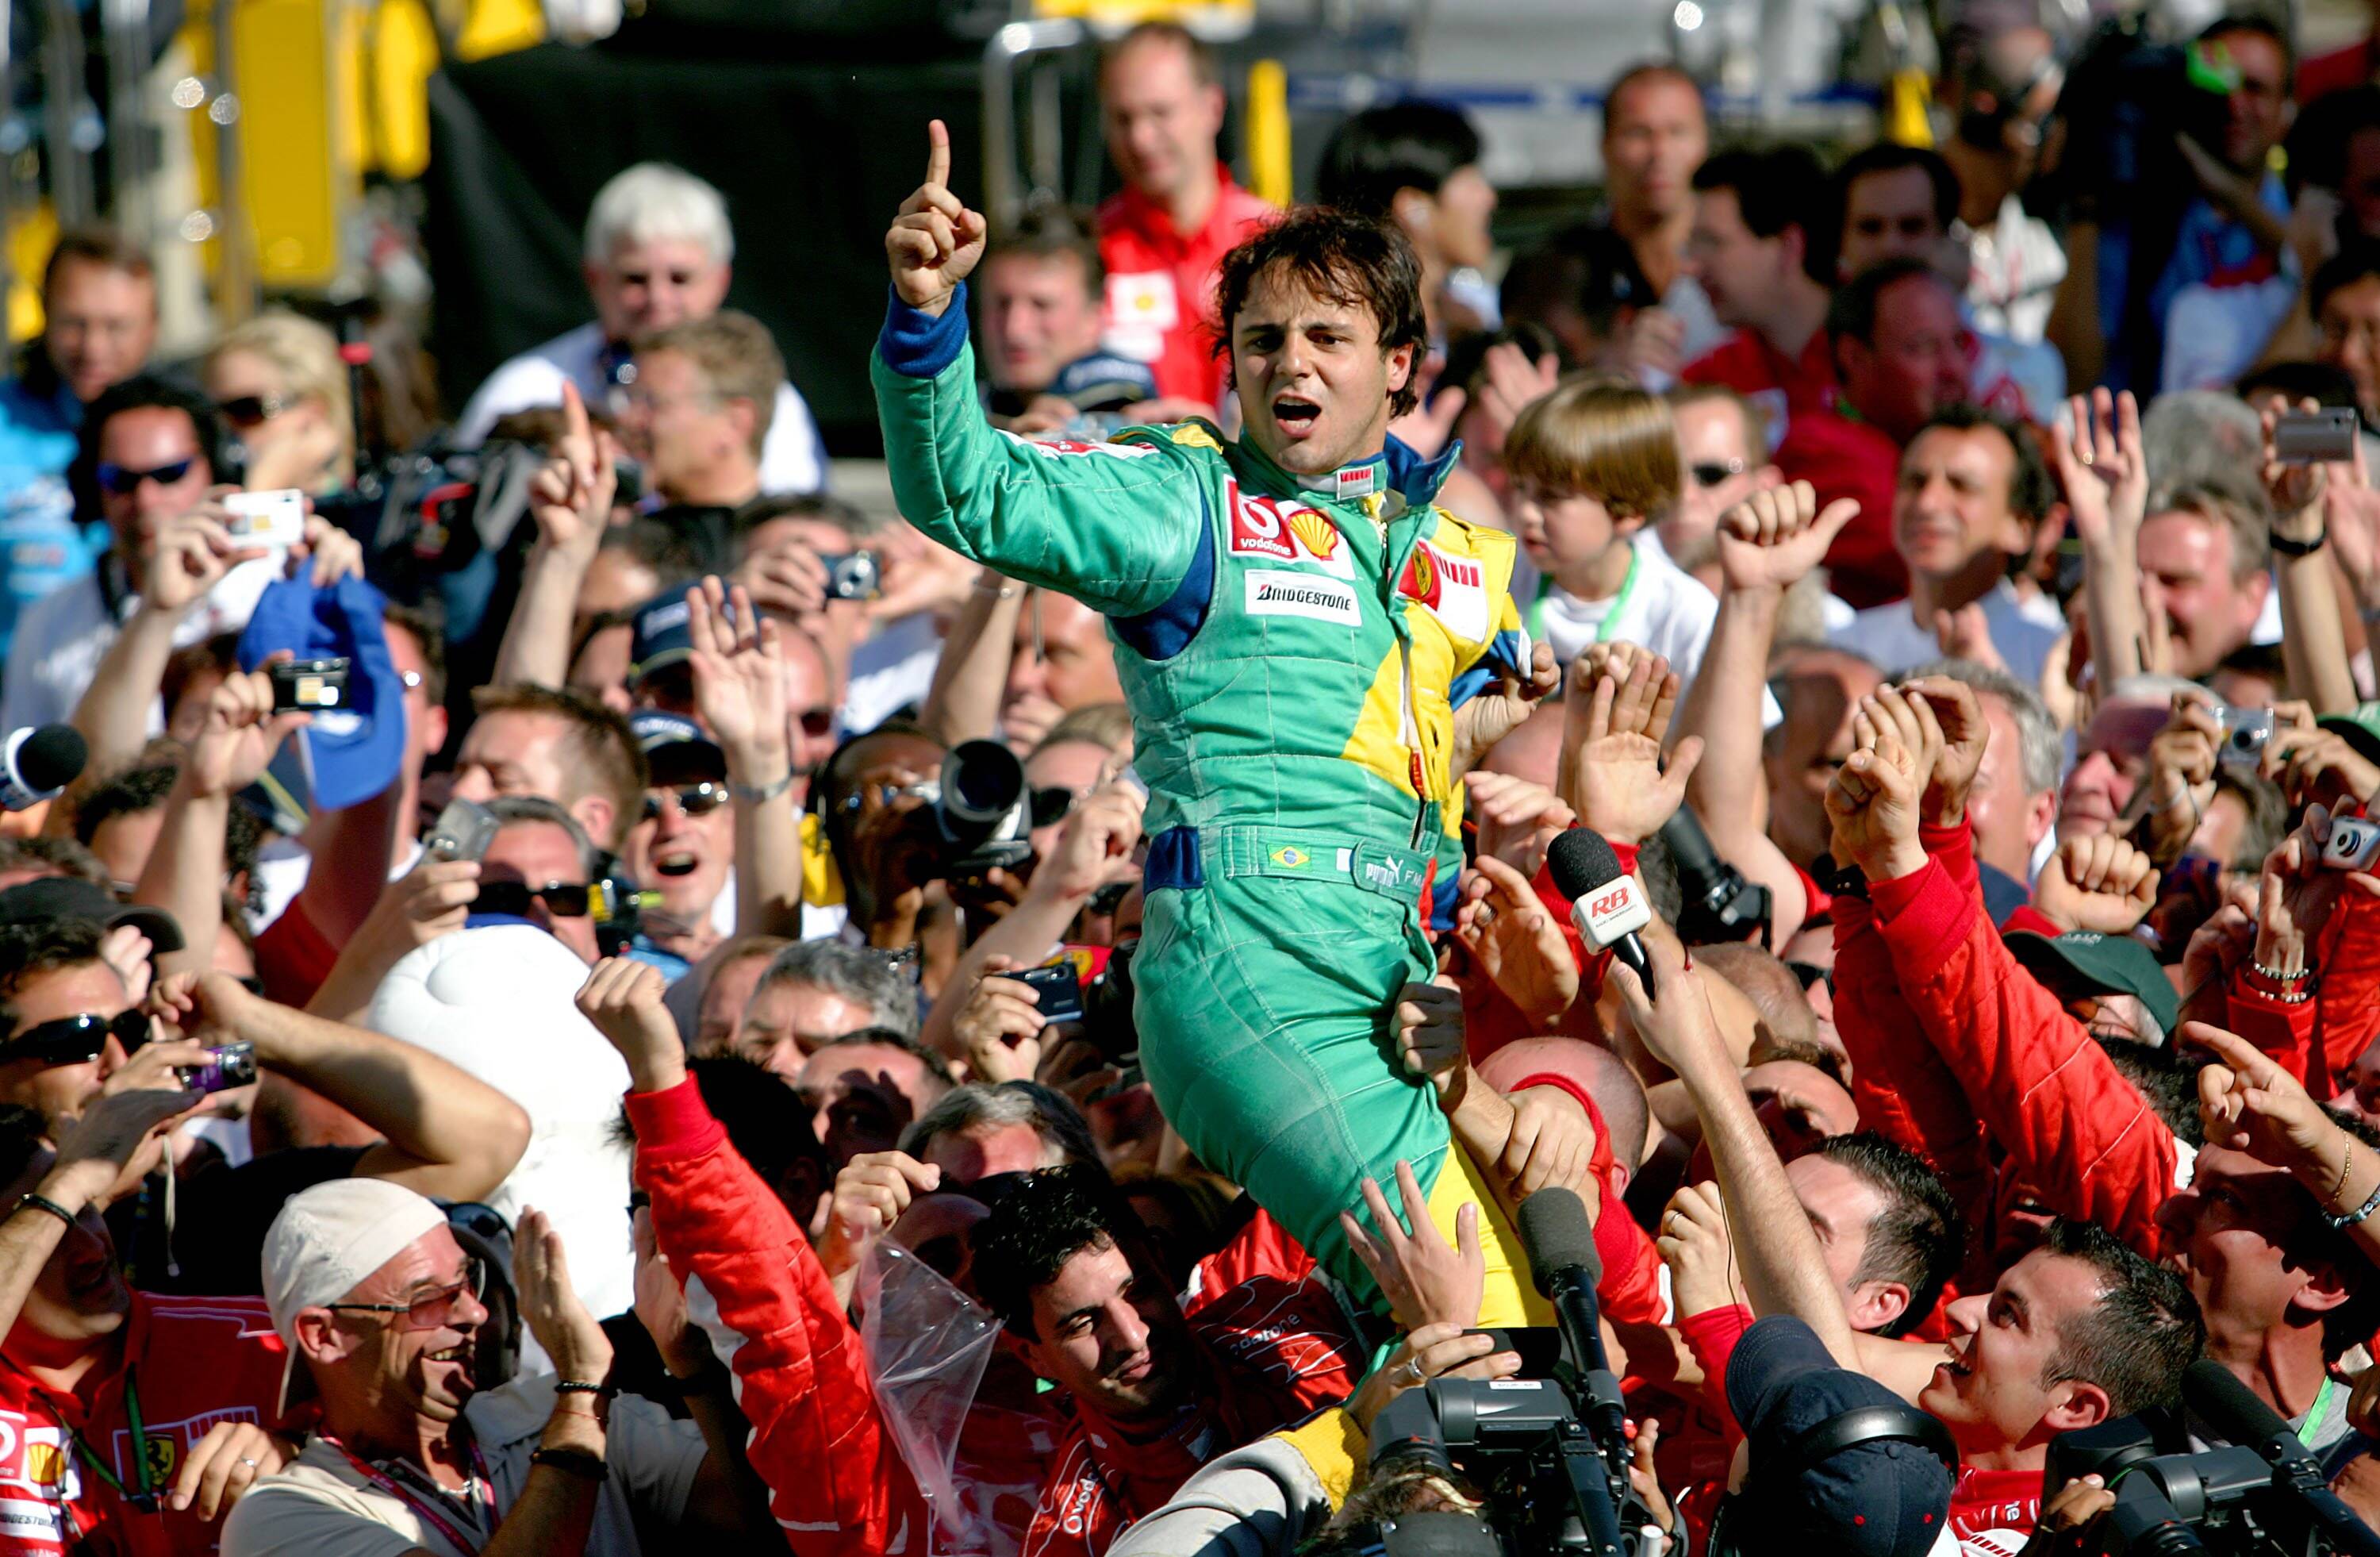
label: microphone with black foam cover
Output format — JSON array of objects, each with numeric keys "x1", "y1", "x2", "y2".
[
  {"x1": 2182, "y1": 1359, "x2": 2380, "y2": 1557},
  {"x1": 1547, "y1": 828, "x2": 1655, "y2": 998},
  {"x1": 1514, "y1": 1186, "x2": 1633, "y2": 1555},
  {"x1": 0, "y1": 725, "x2": 86, "y2": 811}
]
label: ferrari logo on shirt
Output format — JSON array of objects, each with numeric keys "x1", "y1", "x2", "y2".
[{"x1": 1396, "y1": 543, "x2": 1489, "y2": 639}]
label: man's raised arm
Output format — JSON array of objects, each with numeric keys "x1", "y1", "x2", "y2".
[{"x1": 873, "y1": 120, "x2": 1200, "y2": 618}]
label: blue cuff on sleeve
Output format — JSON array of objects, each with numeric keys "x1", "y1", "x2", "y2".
[{"x1": 877, "y1": 283, "x2": 970, "y2": 379}]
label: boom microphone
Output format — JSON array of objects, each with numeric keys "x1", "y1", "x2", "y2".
[
  {"x1": 1515, "y1": 1187, "x2": 1631, "y2": 1556},
  {"x1": 0, "y1": 725, "x2": 86, "y2": 811},
  {"x1": 1548, "y1": 829, "x2": 1654, "y2": 996},
  {"x1": 2182, "y1": 1359, "x2": 2380, "y2": 1557}
]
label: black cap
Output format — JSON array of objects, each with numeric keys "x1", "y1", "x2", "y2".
[
  {"x1": 1724, "y1": 1317, "x2": 1957, "y2": 1557},
  {"x1": 0, "y1": 878, "x2": 186, "y2": 955}
]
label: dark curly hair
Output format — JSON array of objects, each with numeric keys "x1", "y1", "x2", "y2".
[
  {"x1": 973, "y1": 1163, "x2": 1145, "y2": 1338},
  {"x1": 1211, "y1": 207, "x2": 1429, "y2": 417}
]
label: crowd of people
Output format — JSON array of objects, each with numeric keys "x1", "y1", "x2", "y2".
[{"x1": 3, "y1": 6, "x2": 2380, "y2": 1555}]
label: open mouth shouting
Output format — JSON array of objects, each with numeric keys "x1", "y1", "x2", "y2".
[
  {"x1": 653, "y1": 846, "x2": 701, "y2": 879},
  {"x1": 1270, "y1": 393, "x2": 1322, "y2": 441}
]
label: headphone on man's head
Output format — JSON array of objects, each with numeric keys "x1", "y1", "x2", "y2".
[{"x1": 1705, "y1": 1400, "x2": 1961, "y2": 1557}]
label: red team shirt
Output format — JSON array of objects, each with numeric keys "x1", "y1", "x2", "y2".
[
  {"x1": 1096, "y1": 169, "x2": 1276, "y2": 409},
  {"x1": 0, "y1": 1294, "x2": 288, "y2": 1557}
]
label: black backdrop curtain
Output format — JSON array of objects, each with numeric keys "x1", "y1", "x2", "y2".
[{"x1": 423, "y1": 40, "x2": 986, "y2": 456}]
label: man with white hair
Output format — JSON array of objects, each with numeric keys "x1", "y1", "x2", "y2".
[
  {"x1": 226, "y1": 1180, "x2": 762, "y2": 1557},
  {"x1": 455, "y1": 161, "x2": 825, "y2": 494}
]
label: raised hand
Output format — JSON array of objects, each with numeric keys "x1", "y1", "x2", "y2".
[
  {"x1": 2260, "y1": 397, "x2": 2333, "y2": 528},
  {"x1": 1023, "y1": 775, "x2": 1146, "y2": 906},
  {"x1": 184, "y1": 663, "x2": 312, "y2": 799},
  {"x1": 1453, "y1": 852, "x2": 1579, "y2": 1028},
  {"x1": 1824, "y1": 706, "x2": 1926, "y2": 881},
  {"x1": 685, "y1": 576, "x2": 789, "y2": 786},
  {"x1": 1931, "y1": 602, "x2": 2008, "y2": 675},
  {"x1": 1472, "y1": 341, "x2": 1560, "y2": 442},
  {"x1": 2053, "y1": 389, "x2": 2147, "y2": 552},
  {"x1": 1461, "y1": 770, "x2": 1575, "y2": 877},
  {"x1": 527, "y1": 382, "x2": 616, "y2": 559},
  {"x1": 2325, "y1": 435, "x2": 2380, "y2": 611},
  {"x1": 1655, "y1": 1180, "x2": 1744, "y2": 1321},
  {"x1": 1901, "y1": 675, "x2": 1989, "y2": 828},
  {"x1": 886, "y1": 120, "x2": 988, "y2": 315},
  {"x1": 2033, "y1": 834, "x2": 2159, "y2": 936},
  {"x1": 1564, "y1": 652, "x2": 1703, "y2": 848},
  {"x1": 1450, "y1": 639, "x2": 1560, "y2": 777},
  {"x1": 954, "y1": 955, "x2": 1046, "y2": 1084},
  {"x1": 2192, "y1": 1021, "x2": 2340, "y2": 1177},
  {"x1": 1341, "y1": 1159, "x2": 1485, "y2": 1332},
  {"x1": 144, "y1": 500, "x2": 266, "y2": 615},
  {"x1": 2266, "y1": 725, "x2": 2380, "y2": 813},
  {"x1": 1714, "y1": 480, "x2": 1859, "y2": 596},
  {"x1": 574, "y1": 957, "x2": 687, "y2": 1095},
  {"x1": 169, "y1": 1420, "x2": 294, "y2": 1519},
  {"x1": 817, "y1": 1150, "x2": 942, "y2": 1287},
  {"x1": 515, "y1": 1207, "x2": 613, "y2": 1387}
]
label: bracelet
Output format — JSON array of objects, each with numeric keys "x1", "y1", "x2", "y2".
[
  {"x1": 554, "y1": 1379, "x2": 617, "y2": 1401},
  {"x1": 2327, "y1": 1173, "x2": 2380, "y2": 1232},
  {"x1": 2330, "y1": 1141, "x2": 2355, "y2": 1209},
  {"x1": 730, "y1": 771, "x2": 794, "y2": 805},
  {"x1": 13, "y1": 1193, "x2": 79, "y2": 1232},
  {"x1": 528, "y1": 1447, "x2": 608, "y2": 1482},
  {"x1": 2250, "y1": 958, "x2": 2315, "y2": 986},
  {"x1": 2271, "y1": 525, "x2": 2329, "y2": 558}
]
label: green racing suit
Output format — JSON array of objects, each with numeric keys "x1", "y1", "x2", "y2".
[{"x1": 873, "y1": 286, "x2": 1542, "y2": 1319}]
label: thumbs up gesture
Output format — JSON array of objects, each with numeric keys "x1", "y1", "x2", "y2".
[{"x1": 886, "y1": 119, "x2": 988, "y2": 316}]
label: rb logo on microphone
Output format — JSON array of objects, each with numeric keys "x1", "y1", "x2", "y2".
[{"x1": 1589, "y1": 887, "x2": 1630, "y2": 918}]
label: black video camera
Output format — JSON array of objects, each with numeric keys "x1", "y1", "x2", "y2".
[{"x1": 1660, "y1": 805, "x2": 1772, "y2": 948}]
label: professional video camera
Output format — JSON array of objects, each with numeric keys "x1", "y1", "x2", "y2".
[
  {"x1": 1365, "y1": 1189, "x2": 1658, "y2": 1555},
  {"x1": 2041, "y1": 1361, "x2": 2380, "y2": 1556}
]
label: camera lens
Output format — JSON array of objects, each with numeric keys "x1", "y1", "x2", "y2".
[{"x1": 941, "y1": 740, "x2": 1026, "y2": 825}]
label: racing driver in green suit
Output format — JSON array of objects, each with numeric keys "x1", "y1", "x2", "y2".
[{"x1": 877, "y1": 121, "x2": 1560, "y2": 1324}]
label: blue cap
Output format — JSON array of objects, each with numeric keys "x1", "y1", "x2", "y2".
[
  {"x1": 628, "y1": 590, "x2": 695, "y2": 685},
  {"x1": 236, "y1": 575, "x2": 405, "y2": 813},
  {"x1": 628, "y1": 708, "x2": 725, "y2": 775},
  {"x1": 1724, "y1": 1316, "x2": 1957, "y2": 1557}
]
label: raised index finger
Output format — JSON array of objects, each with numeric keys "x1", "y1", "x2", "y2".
[{"x1": 926, "y1": 119, "x2": 951, "y2": 190}]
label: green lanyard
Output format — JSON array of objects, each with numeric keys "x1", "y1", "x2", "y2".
[
  {"x1": 65, "y1": 1370, "x2": 154, "y2": 1507},
  {"x1": 1526, "y1": 543, "x2": 1643, "y2": 646},
  {"x1": 2300, "y1": 1374, "x2": 2336, "y2": 1451}
]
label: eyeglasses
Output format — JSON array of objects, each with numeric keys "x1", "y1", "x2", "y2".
[
  {"x1": 472, "y1": 880, "x2": 593, "y2": 918},
  {"x1": 4, "y1": 1009, "x2": 148, "y2": 1067},
  {"x1": 325, "y1": 1256, "x2": 486, "y2": 1330},
  {"x1": 1688, "y1": 459, "x2": 1749, "y2": 489},
  {"x1": 641, "y1": 782, "x2": 730, "y2": 823},
  {"x1": 95, "y1": 457, "x2": 197, "y2": 495},
  {"x1": 214, "y1": 393, "x2": 287, "y2": 429}
]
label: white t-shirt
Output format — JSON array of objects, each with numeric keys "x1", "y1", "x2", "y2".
[
  {"x1": 1532, "y1": 538, "x2": 1721, "y2": 686},
  {"x1": 456, "y1": 321, "x2": 827, "y2": 497},
  {"x1": 221, "y1": 1373, "x2": 705, "y2": 1557},
  {"x1": 1829, "y1": 576, "x2": 2065, "y2": 686},
  {"x1": 0, "y1": 560, "x2": 273, "y2": 733},
  {"x1": 1532, "y1": 538, "x2": 1787, "y2": 725},
  {"x1": 1964, "y1": 193, "x2": 2067, "y2": 345}
]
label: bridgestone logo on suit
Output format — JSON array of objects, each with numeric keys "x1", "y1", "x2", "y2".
[{"x1": 1244, "y1": 571, "x2": 1361, "y2": 625}]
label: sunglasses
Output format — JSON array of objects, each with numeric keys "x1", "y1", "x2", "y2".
[
  {"x1": 1688, "y1": 459, "x2": 1749, "y2": 489},
  {"x1": 326, "y1": 1255, "x2": 487, "y2": 1331},
  {"x1": 214, "y1": 392, "x2": 287, "y2": 429},
  {"x1": 95, "y1": 457, "x2": 197, "y2": 495},
  {"x1": 4, "y1": 1009, "x2": 148, "y2": 1067},
  {"x1": 473, "y1": 880, "x2": 593, "y2": 918},
  {"x1": 642, "y1": 782, "x2": 730, "y2": 822}
]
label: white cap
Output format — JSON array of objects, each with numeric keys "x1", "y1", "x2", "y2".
[{"x1": 263, "y1": 1178, "x2": 447, "y2": 1410}]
